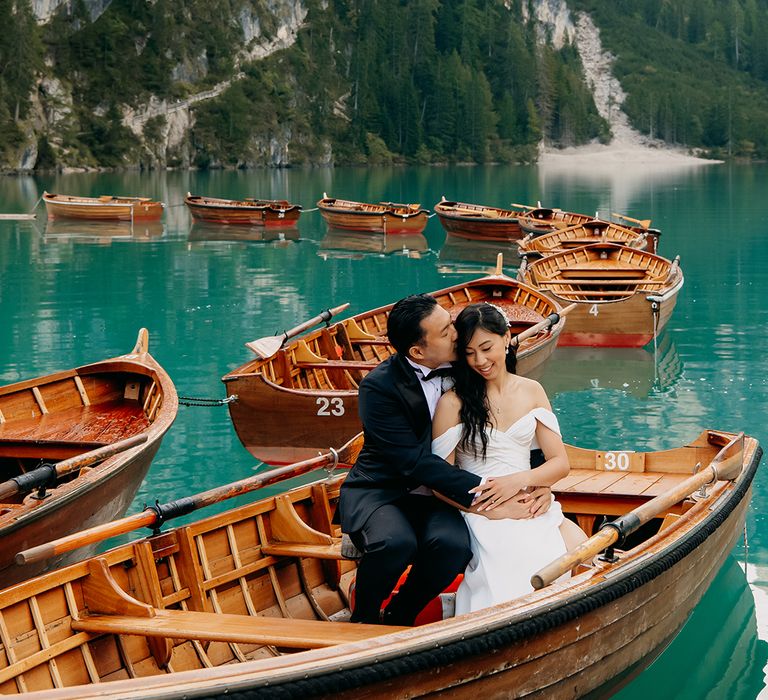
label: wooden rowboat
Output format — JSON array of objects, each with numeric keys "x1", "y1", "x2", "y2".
[
  {"x1": 42, "y1": 192, "x2": 164, "y2": 222},
  {"x1": 518, "y1": 243, "x2": 684, "y2": 347},
  {"x1": 0, "y1": 330, "x2": 177, "y2": 587},
  {"x1": 0, "y1": 429, "x2": 759, "y2": 698},
  {"x1": 518, "y1": 220, "x2": 651, "y2": 257},
  {"x1": 434, "y1": 198, "x2": 522, "y2": 241},
  {"x1": 317, "y1": 195, "x2": 429, "y2": 234},
  {"x1": 515, "y1": 205, "x2": 660, "y2": 252},
  {"x1": 185, "y1": 194, "x2": 302, "y2": 228},
  {"x1": 222, "y1": 272, "x2": 567, "y2": 465}
]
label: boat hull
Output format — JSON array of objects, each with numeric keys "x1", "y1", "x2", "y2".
[
  {"x1": 2, "y1": 432, "x2": 758, "y2": 699},
  {"x1": 43, "y1": 195, "x2": 164, "y2": 222},
  {"x1": 543, "y1": 289, "x2": 679, "y2": 347},
  {"x1": 319, "y1": 209, "x2": 428, "y2": 234},
  {"x1": 186, "y1": 197, "x2": 301, "y2": 228},
  {"x1": 0, "y1": 335, "x2": 177, "y2": 586},
  {"x1": 223, "y1": 277, "x2": 564, "y2": 464},
  {"x1": 436, "y1": 213, "x2": 522, "y2": 241}
]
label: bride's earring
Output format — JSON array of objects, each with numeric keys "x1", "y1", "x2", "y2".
[{"x1": 505, "y1": 345, "x2": 510, "y2": 354}]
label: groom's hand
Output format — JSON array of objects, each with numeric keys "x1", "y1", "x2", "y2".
[{"x1": 479, "y1": 493, "x2": 534, "y2": 520}]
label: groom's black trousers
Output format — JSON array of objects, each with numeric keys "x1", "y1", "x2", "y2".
[{"x1": 349, "y1": 494, "x2": 472, "y2": 626}]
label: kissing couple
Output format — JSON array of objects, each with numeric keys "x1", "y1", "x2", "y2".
[{"x1": 339, "y1": 293, "x2": 586, "y2": 625}]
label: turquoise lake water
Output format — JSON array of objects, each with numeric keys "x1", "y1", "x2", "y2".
[{"x1": 0, "y1": 162, "x2": 766, "y2": 697}]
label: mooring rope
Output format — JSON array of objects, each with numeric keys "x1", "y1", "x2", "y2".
[{"x1": 178, "y1": 394, "x2": 237, "y2": 407}]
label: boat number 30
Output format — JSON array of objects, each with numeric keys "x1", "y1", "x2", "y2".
[
  {"x1": 316, "y1": 397, "x2": 345, "y2": 416},
  {"x1": 603, "y1": 451, "x2": 631, "y2": 471},
  {"x1": 589, "y1": 304, "x2": 599, "y2": 316}
]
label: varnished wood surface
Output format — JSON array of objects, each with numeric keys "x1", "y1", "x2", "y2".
[
  {"x1": 185, "y1": 194, "x2": 302, "y2": 227},
  {"x1": 0, "y1": 430, "x2": 757, "y2": 699},
  {"x1": 317, "y1": 197, "x2": 429, "y2": 234},
  {"x1": 518, "y1": 220, "x2": 649, "y2": 256},
  {"x1": 518, "y1": 243, "x2": 683, "y2": 347},
  {"x1": 223, "y1": 274, "x2": 566, "y2": 464},
  {"x1": 434, "y1": 200, "x2": 523, "y2": 241},
  {"x1": 0, "y1": 332, "x2": 177, "y2": 586},
  {"x1": 43, "y1": 193, "x2": 165, "y2": 222}
]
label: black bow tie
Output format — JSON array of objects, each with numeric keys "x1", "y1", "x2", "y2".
[{"x1": 420, "y1": 366, "x2": 453, "y2": 381}]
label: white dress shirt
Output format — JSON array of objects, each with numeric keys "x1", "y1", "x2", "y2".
[{"x1": 405, "y1": 358, "x2": 454, "y2": 495}]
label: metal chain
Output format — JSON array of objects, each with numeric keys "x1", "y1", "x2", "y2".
[{"x1": 178, "y1": 394, "x2": 237, "y2": 407}]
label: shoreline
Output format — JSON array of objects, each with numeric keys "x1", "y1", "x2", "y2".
[{"x1": 538, "y1": 141, "x2": 722, "y2": 169}]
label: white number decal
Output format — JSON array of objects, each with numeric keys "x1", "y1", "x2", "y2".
[
  {"x1": 589, "y1": 304, "x2": 599, "y2": 316},
  {"x1": 316, "y1": 397, "x2": 345, "y2": 416},
  {"x1": 604, "y1": 452, "x2": 630, "y2": 471}
]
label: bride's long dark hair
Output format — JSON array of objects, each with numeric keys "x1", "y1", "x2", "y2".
[{"x1": 453, "y1": 302, "x2": 517, "y2": 459}]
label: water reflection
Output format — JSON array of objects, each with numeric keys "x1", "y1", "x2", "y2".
[
  {"x1": 541, "y1": 332, "x2": 683, "y2": 398},
  {"x1": 614, "y1": 556, "x2": 767, "y2": 700},
  {"x1": 437, "y1": 232, "x2": 520, "y2": 275},
  {"x1": 44, "y1": 219, "x2": 166, "y2": 243},
  {"x1": 188, "y1": 222, "x2": 300, "y2": 244},
  {"x1": 317, "y1": 227, "x2": 430, "y2": 260}
]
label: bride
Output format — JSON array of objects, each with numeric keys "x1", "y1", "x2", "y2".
[{"x1": 432, "y1": 302, "x2": 586, "y2": 614}]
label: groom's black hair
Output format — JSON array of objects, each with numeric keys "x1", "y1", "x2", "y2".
[{"x1": 387, "y1": 294, "x2": 438, "y2": 357}]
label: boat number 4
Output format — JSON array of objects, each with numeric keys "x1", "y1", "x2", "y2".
[
  {"x1": 603, "y1": 452, "x2": 631, "y2": 471},
  {"x1": 316, "y1": 397, "x2": 345, "y2": 416},
  {"x1": 589, "y1": 304, "x2": 599, "y2": 316}
]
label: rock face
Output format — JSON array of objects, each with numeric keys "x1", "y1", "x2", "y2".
[{"x1": 31, "y1": 0, "x2": 112, "y2": 23}]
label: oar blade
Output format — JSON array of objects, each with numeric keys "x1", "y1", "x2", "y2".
[{"x1": 245, "y1": 335, "x2": 285, "y2": 359}]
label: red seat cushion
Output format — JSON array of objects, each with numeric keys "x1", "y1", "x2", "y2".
[{"x1": 349, "y1": 567, "x2": 463, "y2": 626}]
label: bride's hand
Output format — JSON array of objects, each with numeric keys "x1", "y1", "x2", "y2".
[
  {"x1": 469, "y1": 473, "x2": 531, "y2": 511},
  {"x1": 527, "y1": 486, "x2": 552, "y2": 516},
  {"x1": 480, "y1": 493, "x2": 533, "y2": 520}
]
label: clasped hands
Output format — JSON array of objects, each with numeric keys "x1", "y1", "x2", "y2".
[{"x1": 469, "y1": 472, "x2": 551, "y2": 520}]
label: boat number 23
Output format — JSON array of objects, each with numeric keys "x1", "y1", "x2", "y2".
[
  {"x1": 603, "y1": 452, "x2": 631, "y2": 471},
  {"x1": 316, "y1": 397, "x2": 345, "y2": 416}
]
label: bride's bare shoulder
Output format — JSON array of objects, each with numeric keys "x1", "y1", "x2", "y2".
[{"x1": 515, "y1": 376, "x2": 551, "y2": 406}]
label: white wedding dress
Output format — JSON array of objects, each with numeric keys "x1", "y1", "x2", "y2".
[{"x1": 432, "y1": 407, "x2": 567, "y2": 614}]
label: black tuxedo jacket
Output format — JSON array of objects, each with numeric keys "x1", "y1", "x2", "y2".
[{"x1": 338, "y1": 353, "x2": 481, "y2": 534}]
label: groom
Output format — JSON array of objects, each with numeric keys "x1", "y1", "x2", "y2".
[{"x1": 338, "y1": 293, "x2": 550, "y2": 625}]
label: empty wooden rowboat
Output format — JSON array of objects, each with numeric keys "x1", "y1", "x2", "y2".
[
  {"x1": 184, "y1": 193, "x2": 302, "y2": 227},
  {"x1": 0, "y1": 429, "x2": 759, "y2": 699},
  {"x1": 517, "y1": 220, "x2": 652, "y2": 257},
  {"x1": 317, "y1": 195, "x2": 429, "y2": 234},
  {"x1": 518, "y1": 243, "x2": 684, "y2": 347},
  {"x1": 222, "y1": 271, "x2": 569, "y2": 465},
  {"x1": 42, "y1": 192, "x2": 165, "y2": 222},
  {"x1": 434, "y1": 198, "x2": 523, "y2": 241},
  {"x1": 0, "y1": 329, "x2": 177, "y2": 587}
]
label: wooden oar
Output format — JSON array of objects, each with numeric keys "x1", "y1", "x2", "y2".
[
  {"x1": 0, "y1": 434, "x2": 148, "y2": 501},
  {"x1": 530, "y1": 433, "x2": 745, "y2": 589},
  {"x1": 612, "y1": 212, "x2": 652, "y2": 229},
  {"x1": 15, "y1": 433, "x2": 364, "y2": 567},
  {"x1": 510, "y1": 303, "x2": 577, "y2": 348},
  {"x1": 245, "y1": 303, "x2": 350, "y2": 358}
]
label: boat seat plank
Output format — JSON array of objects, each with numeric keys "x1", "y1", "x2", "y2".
[
  {"x1": 0, "y1": 401, "x2": 149, "y2": 451},
  {"x1": 260, "y1": 542, "x2": 344, "y2": 560},
  {"x1": 72, "y1": 609, "x2": 404, "y2": 648},
  {"x1": 295, "y1": 360, "x2": 377, "y2": 371},
  {"x1": 554, "y1": 469, "x2": 688, "y2": 497}
]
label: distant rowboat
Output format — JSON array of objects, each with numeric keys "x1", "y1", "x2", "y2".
[
  {"x1": 518, "y1": 220, "x2": 651, "y2": 257},
  {"x1": 184, "y1": 193, "x2": 302, "y2": 227},
  {"x1": 42, "y1": 192, "x2": 164, "y2": 221},
  {"x1": 317, "y1": 195, "x2": 429, "y2": 234},
  {"x1": 434, "y1": 198, "x2": 522, "y2": 240},
  {"x1": 515, "y1": 205, "x2": 659, "y2": 251},
  {"x1": 518, "y1": 242, "x2": 683, "y2": 347}
]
